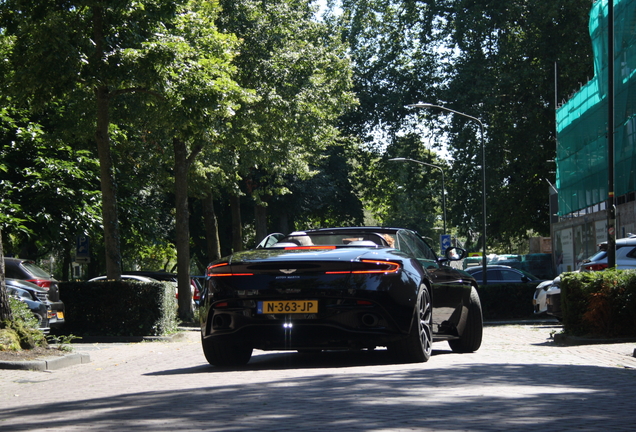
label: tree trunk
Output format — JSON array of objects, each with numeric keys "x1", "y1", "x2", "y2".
[
  {"x1": 231, "y1": 195, "x2": 243, "y2": 252},
  {"x1": 278, "y1": 212, "x2": 290, "y2": 234},
  {"x1": 173, "y1": 138, "x2": 193, "y2": 322},
  {"x1": 62, "y1": 245, "x2": 72, "y2": 281},
  {"x1": 0, "y1": 229, "x2": 13, "y2": 323},
  {"x1": 93, "y1": 7, "x2": 121, "y2": 280},
  {"x1": 255, "y1": 202, "x2": 268, "y2": 245},
  {"x1": 203, "y1": 191, "x2": 222, "y2": 263},
  {"x1": 95, "y1": 85, "x2": 122, "y2": 280}
]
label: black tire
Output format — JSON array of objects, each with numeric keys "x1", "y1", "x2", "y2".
[
  {"x1": 201, "y1": 334, "x2": 253, "y2": 367},
  {"x1": 389, "y1": 285, "x2": 433, "y2": 363},
  {"x1": 448, "y1": 286, "x2": 483, "y2": 353}
]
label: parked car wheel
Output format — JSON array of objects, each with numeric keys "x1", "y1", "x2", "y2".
[
  {"x1": 201, "y1": 334, "x2": 253, "y2": 367},
  {"x1": 448, "y1": 287, "x2": 483, "y2": 353},
  {"x1": 389, "y1": 285, "x2": 433, "y2": 363}
]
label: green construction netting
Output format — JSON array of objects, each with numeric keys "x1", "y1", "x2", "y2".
[{"x1": 556, "y1": 0, "x2": 636, "y2": 215}]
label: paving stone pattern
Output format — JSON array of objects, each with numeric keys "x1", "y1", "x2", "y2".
[{"x1": 1, "y1": 323, "x2": 635, "y2": 431}]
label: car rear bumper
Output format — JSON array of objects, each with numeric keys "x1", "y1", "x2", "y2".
[
  {"x1": 47, "y1": 301, "x2": 65, "y2": 328},
  {"x1": 202, "y1": 301, "x2": 411, "y2": 351},
  {"x1": 203, "y1": 321, "x2": 405, "y2": 351}
]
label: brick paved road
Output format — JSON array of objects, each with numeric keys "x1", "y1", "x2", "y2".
[{"x1": 1, "y1": 323, "x2": 635, "y2": 431}]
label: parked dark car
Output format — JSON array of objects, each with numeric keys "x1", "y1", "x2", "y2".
[
  {"x1": 201, "y1": 227, "x2": 483, "y2": 366},
  {"x1": 465, "y1": 265, "x2": 544, "y2": 285},
  {"x1": 5, "y1": 278, "x2": 65, "y2": 333},
  {"x1": 4, "y1": 258, "x2": 60, "y2": 302}
]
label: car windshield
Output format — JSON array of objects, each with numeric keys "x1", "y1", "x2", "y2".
[
  {"x1": 278, "y1": 232, "x2": 394, "y2": 248},
  {"x1": 21, "y1": 262, "x2": 51, "y2": 278},
  {"x1": 586, "y1": 250, "x2": 607, "y2": 262},
  {"x1": 518, "y1": 269, "x2": 540, "y2": 280}
]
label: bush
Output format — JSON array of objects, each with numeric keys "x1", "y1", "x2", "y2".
[
  {"x1": 57, "y1": 280, "x2": 179, "y2": 337},
  {"x1": 0, "y1": 297, "x2": 48, "y2": 350},
  {"x1": 561, "y1": 270, "x2": 636, "y2": 337},
  {"x1": 477, "y1": 283, "x2": 540, "y2": 320}
]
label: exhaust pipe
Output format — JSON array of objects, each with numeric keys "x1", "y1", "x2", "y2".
[
  {"x1": 361, "y1": 313, "x2": 379, "y2": 327},
  {"x1": 212, "y1": 313, "x2": 232, "y2": 329}
]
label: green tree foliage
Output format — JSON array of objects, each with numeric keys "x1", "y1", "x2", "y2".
[
  {"x1": 215, "y1": 0, "x2": 358, "y2": 241},
  {"x1": 0, "y1": 108, "x2": 101, "y2": 260},
  {"x1": 269, "y1": 142, "x2": 365, "y2": 232},
  {"x1": 354, "y1": 133, "x2": 445, "y2": 240},
  {"x1": 337, "y1": 0, "x2": 447, "y2": 143},
  {"x1": 339, "y1": 0, "x2": 594, "y2": 248},
  {"x1": 439, "y1": 0, "x2": 594, "y2": 244},
  {"x1": 0, "y1": 0, "x2": 189, "y2": 279},
  {"x1": 132, "y1": 0, "x2": 251, "y2": 319}
]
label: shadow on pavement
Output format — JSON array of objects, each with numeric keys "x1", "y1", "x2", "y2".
[
  {"x1": 2, "y1": 361, "x2": 635, "y2": 431},
  {"x1": 144, "y1": 348, "x2": 456, "y2": 375}
]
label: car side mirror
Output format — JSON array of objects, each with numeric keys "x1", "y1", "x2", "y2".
[{"x1": 444, "y1": 247, "x2": 467, "y2": 261}]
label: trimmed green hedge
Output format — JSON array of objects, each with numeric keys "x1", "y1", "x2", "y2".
[
  {"x1": 477, "y1": 283, "x2": 540, "y2": 320},
  {"x1": 560, "y1": 270, "x2": 636, "y2": 337},
  {"x1": 56, "y1": 280, "x2": 179, "y2": 337}
]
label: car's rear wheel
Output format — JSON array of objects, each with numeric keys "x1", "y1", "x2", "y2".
[
  {"x1": 201, "y1": 334, "x2": 253, "y2": 367},
  {"x1": 389, "y1": 285, "x2": 432, "y2": 363},
  {"x1": 448, "y1": 286, "x2": 483, "y2": 353}
]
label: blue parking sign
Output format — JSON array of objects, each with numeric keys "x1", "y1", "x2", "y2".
[
  {"x1": 440, "y1": 234, "x2": 451, "y2": 255},
  {"x1": 76, "y1": 236, "x2": 90, "y2": 263}
]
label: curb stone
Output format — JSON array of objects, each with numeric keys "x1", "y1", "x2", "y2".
[
  {"x1": 553, "y1": 332, "x2": 636, "y2": 346},
  {"x1": 0, "y1": 352, "x2": 91, "y2": 371},
  {"x1": 72, "y1": 330, "x2": 192, "y2": 344},
  {"x1": 0, "y1": 331, "x2": 190, "y2": 371}
]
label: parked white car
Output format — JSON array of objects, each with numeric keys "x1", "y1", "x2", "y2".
[{"x1": 533, "y1": 276, "x2": 561, "y2": 315}]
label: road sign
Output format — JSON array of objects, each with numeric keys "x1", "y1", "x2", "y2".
[
  {"x1": 76, "y1": 236, "x2": 90, "y2": 264},
  {"x1": 440, "y1": 234, "x2": 451, "y2": 255}
]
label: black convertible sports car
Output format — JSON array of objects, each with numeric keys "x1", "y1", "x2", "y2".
[{"x1": 201, "y1": 227, "x2": 483, "y2": 366}]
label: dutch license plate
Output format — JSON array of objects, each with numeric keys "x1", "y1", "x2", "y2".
[
  {"x1": 257, "y1": 300, "x2": 318, "y2": 314},
  {"x1": 57, "y1": 311, "x2": 64, "y2": 319}
]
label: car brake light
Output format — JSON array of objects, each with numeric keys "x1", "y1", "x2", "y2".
[
  {"x1": 326, "y1": 260, "x2": 401, "y2": 275},
  {"x1": 27, "y1": 279, "x2": 51, "y2": 290},
  {"x1": 585, "y1": 263, "x2": 609, "y2": 271},
  {"x1": 207, "y1": 263, "x2": 253, "y2": 277}
]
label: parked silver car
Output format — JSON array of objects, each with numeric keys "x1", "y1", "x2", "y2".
[{"x1": 579, "y1": 235, "x2": 636, "y2": 271}]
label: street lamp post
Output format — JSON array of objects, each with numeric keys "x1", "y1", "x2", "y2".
[
  {"x1": 407, "y1": 103, "x2": 488, "y2": 284},
  {"x1": 389, "y1": 157, "x2": 446, "y2": 235}
]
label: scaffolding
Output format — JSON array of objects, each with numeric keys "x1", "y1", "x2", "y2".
[{"x1": 556, "y1": 0, "x2": 636, "y2": 216}]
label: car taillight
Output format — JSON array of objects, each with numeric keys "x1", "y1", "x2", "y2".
[
  {"x1": 326, "y1": 260, "x2": 401, "y2": 275},
  {"x1": 193, "y1": 286, "x2": 200, "y2": 301},
  {"x1": 27, "y1": 279, "x2": 51, "y2": 290},
  {"x1": 207, "y1": 263, "x2": 253, "y2": 277},
  {"x1": 585, "y1": 263, "x2": 608, "y2": 271}
]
